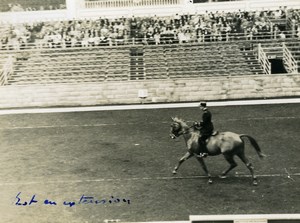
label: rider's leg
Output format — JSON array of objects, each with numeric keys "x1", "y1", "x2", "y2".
[{"x1": 198, "y1": 135, "x2": 208, "y2": 157}]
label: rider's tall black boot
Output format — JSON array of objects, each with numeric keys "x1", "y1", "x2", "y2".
[{"x1": 199, "y1": 140, "x2": 208, "y2": 158}]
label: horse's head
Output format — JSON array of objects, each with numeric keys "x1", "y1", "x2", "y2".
[{"x1": 170, "y1": 117, "x2": 189, "y2": 139}]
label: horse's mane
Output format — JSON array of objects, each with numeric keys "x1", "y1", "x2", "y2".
[{"x1": 172, "y1": 117, "x2": 189, "y2": 128}]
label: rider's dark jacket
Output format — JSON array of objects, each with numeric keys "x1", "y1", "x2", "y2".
[{"x1": 200, "y1": 108, "x2": 214, "y2": 139}]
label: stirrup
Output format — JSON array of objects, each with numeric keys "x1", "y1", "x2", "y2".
[{"x1": 211, "y1": 131, "x2": 218, "y2": 136}]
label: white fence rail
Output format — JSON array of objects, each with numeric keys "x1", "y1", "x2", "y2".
[
  {"x1": 85, "y1": 0, "x2": 181, "y2": 8},
  {"x1": 257, "y1": 43, "x2": 271, "y2": 75},
  {"x1": 0, "y1": 55, "x2": 14, "y2": 86},
  {"x1": 282, "y1": 42, "x2": 298, "y2": 74}
]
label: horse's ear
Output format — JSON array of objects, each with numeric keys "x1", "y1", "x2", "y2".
[{"x1": 171, "y1": 117, "x2": 175, "y2": 121}]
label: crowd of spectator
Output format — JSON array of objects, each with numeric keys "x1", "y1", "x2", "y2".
[
  {"x1": 289, "y1": 9, "x2": 300, "y2": 39},
  {"x1": 0, "y1": 7, "x2": 299, "y2": 50}
]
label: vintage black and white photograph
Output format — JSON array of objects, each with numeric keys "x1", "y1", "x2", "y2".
[{"x1": 0, "y1": 0, "x2": 299, "y2": 222}]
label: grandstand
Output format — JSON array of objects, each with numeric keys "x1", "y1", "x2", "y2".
[
  {"x1": 0, "y1": 0, "x2": 300, "y2": 108},
  {"x1": 0, "y1": 1, "x2": 300, "y2": 223}
]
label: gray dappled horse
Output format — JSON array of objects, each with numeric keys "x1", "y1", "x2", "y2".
[{"x1": 169, "y1": 117, "x2": 265, "y2": 185}]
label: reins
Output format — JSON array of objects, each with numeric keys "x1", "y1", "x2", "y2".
[{"x1": 174, "y1": 123, "x2": 194, "y2": 137}]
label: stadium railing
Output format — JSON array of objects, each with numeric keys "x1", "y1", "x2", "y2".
[
  {"x1": 282, "y1": 42, "x2": 298, "y2": 73},
  {"x1": 257, "y1": 43, "x2": 271, "y2": 75},
  {"x1": 0, "y1": 55, "x2": 14, "y2": 85},
  {"x1": 0, "y1": 30, "x2": 296, "y2": 51}
]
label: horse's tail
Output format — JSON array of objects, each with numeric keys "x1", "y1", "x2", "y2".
[{"x1": 239, "y1": 134, "x2": 266, "y2": 159}]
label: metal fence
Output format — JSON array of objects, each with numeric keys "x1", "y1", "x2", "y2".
[{"x1": 1, "y1": 30, "x2": 297, "y2": 52}]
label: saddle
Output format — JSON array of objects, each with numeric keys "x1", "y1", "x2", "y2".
[
  {"x1": 204, "y1": 131, "x2": 218, "y2": 143},
  {"x1": 199, "y1": 131, "x2": 218, "y2": 157}
]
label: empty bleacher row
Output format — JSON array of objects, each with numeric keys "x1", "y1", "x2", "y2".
[
  {"x1": 144, "y1": 42, "x2": 264, "y2": 79},
  {"x1": 7, "y1": 47, "x2": 130, "y2": 85},
  {"x1": 2, "y1": 37, "x2": 300, "y2": 86},
  {"x1": 0, "y1": 40, "x2": 270, "y2": 86}
]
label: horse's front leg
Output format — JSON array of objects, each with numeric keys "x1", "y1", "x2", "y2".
[
  {"x1": 173, "y1": 151, "x2": 193, "y2": 174},
  {"x1": 195, "y1": 156, "x2": 212, "y2": 184}
]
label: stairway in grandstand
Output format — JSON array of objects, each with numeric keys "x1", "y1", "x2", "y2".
[
  {"x1": 253, "y1": 39, "x2": 300, "y2": 73},
  {"x1": 255, "y1": 41, "x2": 284, "y2": 59},
  {"x1": 130, "y1": 47, "x2": 144, "y2": 80}
]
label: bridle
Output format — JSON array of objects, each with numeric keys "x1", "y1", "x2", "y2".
[{"x1": 170, "y1": 122, "x2": 193, "y2": 139}]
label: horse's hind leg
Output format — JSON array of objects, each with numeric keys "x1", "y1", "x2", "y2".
[
  {"x1": 220, "y1": 154, "x2": 238, "y2": 178},
  {"x1": 237, "y1": 153, "x2": 258, "y2": 186}
]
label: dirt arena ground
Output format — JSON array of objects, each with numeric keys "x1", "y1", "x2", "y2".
[{"x1": 0, "y1": 102, "x2": 299, "y2": 223}]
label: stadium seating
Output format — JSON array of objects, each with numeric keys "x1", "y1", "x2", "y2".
[
  {"x1": 1, "y1": 7, "x2": 299, "y2": 86},
  {"x1": 8, "y1": 47, "x2": 130, "y2": 85}
]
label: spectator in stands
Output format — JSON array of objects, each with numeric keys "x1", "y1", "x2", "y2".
[
  {"x1": 115, "y1": 29, "x2": 125, "y2": 45},
  {"x1": 203, "y1": 28, "x2": 212, "y2": 42},
  {"x1": 94, "y1": 32, "x2": 100, "y2": 46},
  {"x1": 153, "y1": 31, "x2": 161, "y2": 45},
  {"x1": 278, "y1": 31, "x2": 286, "y2": 39},
  {"x1": 99, "y1": 34, "x2": 109, "y2": 46},
  {"x1": 130, "y1": 16, "x2": 138, "y2": 37},
  {"x1": 196, "y1": 29, "x2": 204, "y2": 42},
  {"x1": 71, "y1": 36, "x2": 77, "y2": 47},
  {"x1": 100, "y1": 25, "x2": 110, "y2": 38},
  {"x1": 109, "y1": 30, "x2": 118, "y2": 46},
  {"x1": 211, "y1": 23, "x2": 219, "y2": 41},
  {"x1": 144, "y1": 31, "x2": 154, "y2": 45},
  {"x1": 185, "y1": 29, "x2": 192, "y2": 43},
  {"x1": 123, "y1": 29, "x2": 130, "y2": 44},
  {"x1": 173, "y1": 13, "x2": 181, "y2": 27},
  {"x1": 88, "y1": 33, "x2": 96, "y2": 47},
  {"x1": 273, "y1": 25, "x2": 280, "y2": 39},
  {"x1": 177, "y1": 29, "x2": 187, "y2": 44},
  {"x1": 64, "y1": 34, "x2": 72, "y2": 48},
  {"x1": 296, "y1": 25, "x2": 300, "y2": 39},
  {"x1": 273, "y1": 7, "x2": 285, "y2": 19}
]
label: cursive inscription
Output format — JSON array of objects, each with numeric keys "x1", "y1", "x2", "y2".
[{"x1": 15, "y1": 192, "x2": 131, "y2": 207}]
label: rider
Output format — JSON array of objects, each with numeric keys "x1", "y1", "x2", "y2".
[{"x1": 195, "y1": 102, "x2": 214, "y2": 157}]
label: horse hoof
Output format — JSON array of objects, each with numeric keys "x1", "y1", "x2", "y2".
[
  {"x1": 208, "y1": 179, "x2": 213, "y2": 184},
  {"x1": 253, "y1": 181, "x2": 258, "y2": 186},
  {"x1": 172, "y1": 171, "x2": 177, "y2": 175},
  {"x1": 219, "y1": 175, "x2": 227, "y2": 179}
]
